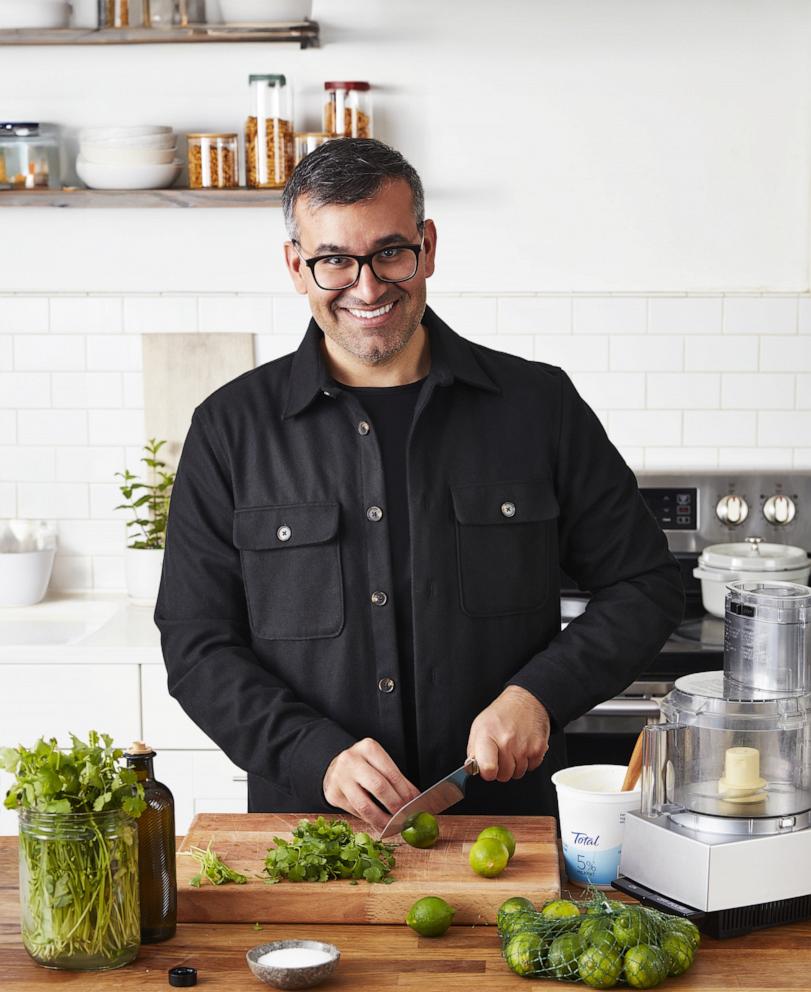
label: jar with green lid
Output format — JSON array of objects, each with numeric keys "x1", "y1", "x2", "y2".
[{"x1": 245, "y1": 74, "x2": 294, "y2": 189}]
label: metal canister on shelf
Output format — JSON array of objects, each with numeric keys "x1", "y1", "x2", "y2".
[
  {"x1": 245, "y1": 74, "x2": 294, "y2": 189},
  {"x1": 294, "y1": 131, "x2": 331, "y2": 165},
  {"x1": 186, "y1": 133, "x2": 238, "y2": 189},
  {"x1": 0, "y1": 123, "x2": 60, "y2": 190},
  {"x1": 323, "y1": 81, "x2": 372, "y2": 139}
]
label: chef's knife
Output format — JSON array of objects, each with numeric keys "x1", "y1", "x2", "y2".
[{"x1": 379, "y1": 756, "x2": 479, "y2": 839}]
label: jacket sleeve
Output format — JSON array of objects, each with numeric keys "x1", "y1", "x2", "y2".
[
  {"x1": 154, "y1": 407, "x2": 356, "y2": 807},
  {"x1": 507, "y1": 371, "x2": 685, "y2": 729}
]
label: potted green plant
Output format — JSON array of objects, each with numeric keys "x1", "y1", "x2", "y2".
[{"x1": 115, "y1": 438, "x2": 175, "y2": 603}]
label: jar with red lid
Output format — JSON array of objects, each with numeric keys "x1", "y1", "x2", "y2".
[{"x1": 323, "y1": 81, "x2": 372, "y2": 139}]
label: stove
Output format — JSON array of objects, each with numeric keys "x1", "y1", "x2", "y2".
[{"x1": 563, "y1": 470, "x2": 811, "y2": 765}]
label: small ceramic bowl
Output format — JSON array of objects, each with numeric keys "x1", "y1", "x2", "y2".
[{"x1": 246, "y1": 940, "x2": 340, "y2": 990}]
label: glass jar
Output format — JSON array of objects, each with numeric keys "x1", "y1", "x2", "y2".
[
  {"x1": 245, "y1": 74, "x2": 294, "y2": 189},
  {"x1": 100, "y1": 0, "x2": 145, "y2": 26},
  {"x1": 0, "y1": 123, "x2": 60, "y2": 190},
  {"x1": 323, "y1": 81, "x2": 372, "y2": 138},
  {"x1": 187, "y1": 133, "x2": 238, "y2": 189},
  {"x1": 294, "y1": 131, "x2": 331, "y2": 166},
  {"x1": 19, "y1": 808, "x2": 140, "y2": 970}
]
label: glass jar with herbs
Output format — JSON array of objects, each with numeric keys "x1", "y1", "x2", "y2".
[{"x1": 2, "y1": 732, "x2": 146, "y2": 971}]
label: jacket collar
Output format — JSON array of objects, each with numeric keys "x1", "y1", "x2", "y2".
[{"x1": 282, "y1": 305, "x2": 499, "y2": 419}]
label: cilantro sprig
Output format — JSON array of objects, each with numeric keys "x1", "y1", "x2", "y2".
[
  {"x1": 183, "y1": 841, "x2": 248, "y2": 887},
  {"x1": 263, "y1": 816, "x2": 396, "y2": 884}
]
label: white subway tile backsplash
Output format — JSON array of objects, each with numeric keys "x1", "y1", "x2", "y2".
[
  {"x1": 799, "y1": 298, "x2": 811, "y2": 334},
  {"x1": 797, "y1": 374, "x2": 811, "y2": 408},
  {"x1": 758, "y1": 411, "x2": 811, "y2": 447},
  {"x1": 254, "y1": 334, "x2": 304, "y2": 366},
  {"x1": 15, "y1": 335, "x2": 84, "y2": 371},
  {"x1": 272, "y1": 295, "x2": 311, "y2": 334},
  {"x1": 648, "y1": 297, "x2": 722, "y2": 335},
  {"x1": 611, "y1": 336, "x2": 683, "y2": 372},
  {"x1": 486, "y1": 335, "x2": 534, "y2": 361},
  {"x1": 0, "y1": 296, "x2": 49, "y2": 333},
  {"x1": 50, "y1": 296, "x2": 122, "y2": 334},
  {"x1": 0, "y1": 446, "x2": 55, "y2": 482},
  {"x1": 52, "y1": 373, "x2": 123, "y2": 409},
  {"x1": 17, "y1": 482, "x2": 89, "y2": 519},
  {"x1": 88, "y1": 409, "x2": 145, "y2": 446},
  {"x1": 497, "y1": 296, "x2": 571, "y2": 335},
  {"x1": 50, "y1": 554, "x2": 93, "y2": 592},
  {"x1": 0, "y1": 482, "x2": 14, "y2": 516},
  {"x1": 760, "y1": 336, "x2": 811, "y2": 372},
  {"x1": 718, "y1": 447, "x2": 793, "y2": 468},
  {"x1": 124, "y1": 296, "x2": 198, "y2": 334},
  {"x1": 794, "y1": 449, "x2": 811, "y2": 468},
  {"x1": 57, "y1": 520, "x2": 125, "y2": 555},
  {"x1": 616, "y1": 446, "x2": 645, "y2": 470},
  {"x1": 569, "y1": 372, "x2": 645, "y2": 409},
  {"x1": 644, "y1": 447, "x2": 719, "y2": 468},
  {"x1": 18, "y1": 410, "x2": 87, "y2": 446},
  {"x1": 683, "y1": 410, "x2": 756, "y2": 446},
  {"x1": 86, "y1": 335, "x2": 142, "y2": 371},
  {"x1": 721, "y1": 373, "x2": 795, "y2": 410},
  {"x1": 724, "y1": 296, "x2": 797, "y2": 335},
  {"x1": 199, "y1": 295, "x2": 272, "y2": 334},
  {"x1": 573, "y1": 297, "x2": 647, "y2": 335},
  {"x1": 646, "y1": 373, "x2": 719, "y2": 409},
  {"x1": 0, "y1": 373, "x2": 50, "y2": 408},
  {"x1": 608, "y1": 411, "x2": 682, "y2": 447},
  {"x1": 431, "y1": 297, "x2": 497, "y2": 338},
  {"x1": 122, "y1": 373, "x2": 144, "y2": 408},
  {"x1": 685, "y1": 335, "x2": 758, "y2": 372},
  {"x1": 92, "y1": 555, "x2": 125, "y2": 590},
  {"x1": 534, "y1": 335, "x2": 609, "y2": 371},
  {"x1": 56, "y1": 446, "x2": 125, "y2": 483},
  {"x1": 0, "y1": 336, "x2": 12, "y2": 370},
  {"x1": 89, "y1": 483, "x2": 125, "y2": 520}
]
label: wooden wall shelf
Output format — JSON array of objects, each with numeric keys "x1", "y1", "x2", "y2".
[
  {"x1": 0, "y1": 20, "x2": 318, "y2": 47},
  {"x1": 0, "y1": 187, "x2": 283, "y2": 207}
]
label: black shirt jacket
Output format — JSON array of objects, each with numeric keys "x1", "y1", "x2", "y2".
[{"x1": 154, "y1": 306, "x2": 684, "y2": 817}]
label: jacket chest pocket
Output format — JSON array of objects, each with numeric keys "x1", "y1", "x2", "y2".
[
  {"x1": 233, "y1": 502, "x2": 343, "y2": 640},
  {"x1": 451, "y1": 480, "x2": 559, "y2": 618}
]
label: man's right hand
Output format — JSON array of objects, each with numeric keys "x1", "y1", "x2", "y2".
[{"x1": 323, "y1": 738, "x2": 420, "y2": 834}]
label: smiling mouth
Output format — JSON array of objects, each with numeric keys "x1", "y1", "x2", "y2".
[{"x1": 344, "y1": 301, "x2": 397, "y2": 320}]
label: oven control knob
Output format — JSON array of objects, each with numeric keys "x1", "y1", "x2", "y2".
[
  {"x1": 716, "y1": 493, "x2": 749, "y2": 526},
  {"x1": 763, "y1": 493, "x2": 796, "y2": 526}
]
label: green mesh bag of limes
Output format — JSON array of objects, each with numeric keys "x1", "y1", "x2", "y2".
[{"x1": 498, "y1": 893, "x2": 699, "y2": 988}]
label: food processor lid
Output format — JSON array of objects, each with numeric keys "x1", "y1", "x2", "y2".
[{"x1": 700, "y1": 540, "x2": 809, "y2": 572}]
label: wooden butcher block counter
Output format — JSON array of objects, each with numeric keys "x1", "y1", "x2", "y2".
[{"x1": 2, "y1": 819, "x2": 811, "y2": 991}]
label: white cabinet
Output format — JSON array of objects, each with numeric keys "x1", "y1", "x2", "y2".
[
  {"x1": 153, "y1": 749, "x2": 247, "y2": 833},
  {"x1": 141, "y1": 665, "x2": 220, "y2": 750}
]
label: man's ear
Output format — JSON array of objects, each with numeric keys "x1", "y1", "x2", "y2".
[
  {"x1": 283, "y1": 241, "x2": 309, "y2": 295},
  {"x1": 422, "y1": 219, "x2": 437, "y2": 279}
]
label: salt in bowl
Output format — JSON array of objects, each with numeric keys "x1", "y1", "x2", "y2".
[{"x1": 246, "y1": 940, "x2": 340, "y2": 990}]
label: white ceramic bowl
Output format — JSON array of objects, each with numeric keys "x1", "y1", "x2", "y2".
[
  {"x1": 76, "y1": 156, "x2": 182, "y2": 191},
  {"x1": 0, "y1": 550, "x2": 56, "y2": 607},
  {"x1": 219, "y1": 0, "x2": 310, "y2": 24},
  {"x1": 80, "y1": 143, "x2": 176, "y2": 165},
  {"x1": 0, "y1": 0, "x2": 70, "y2": 28},
  {"x1": 79, "y1": 133, "x2": 177, "y2": 150},
  {"x1": 79, "y1": 125, "x2": 173, "y2": 141}
]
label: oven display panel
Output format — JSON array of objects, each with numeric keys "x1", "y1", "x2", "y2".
[{"x1": 640, "y1": 487, "x2": 698, "y2": 529}]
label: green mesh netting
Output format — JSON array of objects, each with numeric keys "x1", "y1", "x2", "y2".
[{"x1": 498, "y1": 892, "x2": 700, "y2": 988}]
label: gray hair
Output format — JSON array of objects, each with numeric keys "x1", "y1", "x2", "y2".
[{"x1": 281, "y1": 138, "x2": 425, "y2": 241}]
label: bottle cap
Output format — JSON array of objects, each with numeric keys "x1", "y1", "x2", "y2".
[
  {"x1": 125, "y1": 741, "x2": 155, "y2": 757},
  {"x1": 168, "y1": 966, "x2": 198, "y2": 987}
]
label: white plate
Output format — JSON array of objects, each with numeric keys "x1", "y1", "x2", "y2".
[
  {"x1": 79, "y1": 125, "x2": 173, "y2": 141},
  {"x1": 76, "y1": 156, "x2": 182, "y2": 191},
  {"x1": 0, "y1": 0, "x2": 70, "y2": 28},
  {"x1": 80, "y1": 143, "x2": 176, "y2": 165},
  {"x1": 218, "y1": 0, "x2": 310, "y2": 24}
]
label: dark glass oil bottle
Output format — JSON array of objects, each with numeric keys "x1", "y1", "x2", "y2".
[{"x1": 124, "y1": 741, "x2": 177, "y2": 943}]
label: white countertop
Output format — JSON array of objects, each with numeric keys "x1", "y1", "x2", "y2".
[{"x1": 0, "y1": 592, "x2": 163, "y2": 664}]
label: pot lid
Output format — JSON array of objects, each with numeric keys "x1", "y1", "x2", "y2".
[{"x1": 700, "y1": 539, "x2": 810, "y2": 572}]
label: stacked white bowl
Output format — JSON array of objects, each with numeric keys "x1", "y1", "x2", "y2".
[
  {"x1": 77, "y1": 126, "x2": 181, "y2": 190},
  {"x1": 0, "y1": 0, "x2": 70, "y2": 28}
]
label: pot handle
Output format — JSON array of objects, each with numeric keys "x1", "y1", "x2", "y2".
[{"x1": 692, "y1": 566, "x2": 739, "y2": 583}]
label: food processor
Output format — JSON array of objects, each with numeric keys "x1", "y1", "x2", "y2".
[{"x1": 615, "y1": 579, "x2": 811, "y2": 937}]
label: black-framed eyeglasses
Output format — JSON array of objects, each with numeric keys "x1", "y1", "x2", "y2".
[{"x1": 293, "y1": 240, "x2": 423, "y2": 291}]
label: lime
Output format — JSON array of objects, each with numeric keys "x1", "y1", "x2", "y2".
[
  {"x1": 623, "y1": 943, "x2": 668, "y2": 989},
  {"x1": 405, "y1": 896, "x2": 455, "y2": 938},
  {"x1": 660, "y1": 931, "x2": 694, "y2": 976},
  {"x1": 612, "y1": 908, "x2": 646, "y2": 947},
  {"x1": 590, "y1": 927, "x2": 621, "y2": 954},
  {"x1": 401, "y1": 811, "x2": 440, "y2": 849},
  {"x1": 547, "y1": 932, "x2": 586, "y2": 979},
  {"x1": 504, "y1": 930, "x2": 546, "y2": 977},
  {"x1": 468, "y1": 837, "x2": 509, "y2": 878},
  {"x1": 580, "y1": 915, "x2": 610, "y2": 942},
  {"x1": 541, "y1": 898, "x2": 581, "y2": 920},
  {"x1": 498, "y1": 909, "x2": 538, "y2": 940},
  {"x1": 498, "y1": 896, "x2": 536, "y2": 917},
  {"x1": 477, "y1": 825, "x2": 516, "y2": 860},
  {"x1": 578, "y1": 944, "x2": 623, "y2": 989},
  {"x1": 663, "y1": 916, "x2": 701, "y2": 950}
]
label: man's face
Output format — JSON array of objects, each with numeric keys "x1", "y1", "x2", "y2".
[{"x1": 284, "y1": 179, "x2": 436, "y2": 367}]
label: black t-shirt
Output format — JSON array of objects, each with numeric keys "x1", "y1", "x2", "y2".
[{"x1": 342, "y1": 378, "x2": 425, "y2": 783}]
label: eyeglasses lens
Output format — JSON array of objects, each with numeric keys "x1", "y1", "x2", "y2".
[{"x1": 313, "y1": 248, "x2": 418, "y2": 290}]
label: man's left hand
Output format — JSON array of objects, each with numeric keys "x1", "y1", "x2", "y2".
[{"x1": 467, "y1": 685, "x2": 551, "y2": 782}]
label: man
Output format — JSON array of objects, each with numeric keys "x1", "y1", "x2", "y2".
[{"x1": 155, "y1": 139, "x2": 683, "y2": 833}]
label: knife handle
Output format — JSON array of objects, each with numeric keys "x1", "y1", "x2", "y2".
[{"x1": 465, "y1": 756, "x2": 479, "y2": 776}]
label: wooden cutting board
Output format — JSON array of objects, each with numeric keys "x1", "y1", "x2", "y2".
[{"x1": 177, "y1": 813, "x2": 559, "y2": 925}]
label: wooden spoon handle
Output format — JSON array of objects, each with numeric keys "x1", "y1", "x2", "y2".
[{"x1": 621, "y1": 729, "x2": 646, "y2": 792}]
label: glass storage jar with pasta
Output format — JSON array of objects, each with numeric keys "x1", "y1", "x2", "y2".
[
  {"x1": 294, "y1": 131, "x2": 332, "y2": 166},
  {"x1": 245, "y1": 74, "x2": 294, "y2": 189},
  {"x1": 186, "y1": 133, "x2": 238, "y2": 189},
  {"x1": 323, "y1": 81, "x2": 372, "y2": 139}
]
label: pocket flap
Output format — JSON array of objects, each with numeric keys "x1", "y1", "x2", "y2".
[
  {"x1": 451, "y1": 480, "x2": 559, "y2": 525},
  {"x1": 233, "y1": 502, "x2": 339, "y2": 550}
]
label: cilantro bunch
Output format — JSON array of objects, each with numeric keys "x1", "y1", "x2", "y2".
[
  {"x1": 183, "y1": 841, "x2": 248, "y2": 887},
  {"x1": 1, "y1": 731, "x2": 146, "y2": 817},
  {"x1": 263, "y1": 816, "x2": 396, "y2": 884}
]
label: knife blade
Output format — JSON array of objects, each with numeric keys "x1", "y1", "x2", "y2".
[{"x1": 378, "y1": 756, "x2": 479, "y2": 839}]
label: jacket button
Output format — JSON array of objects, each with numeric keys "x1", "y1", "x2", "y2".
[
  {"x1": 370, "y1": 590, "x2": 388, "y2": 606},
  {"x1": 378, "y1": 677, "x2": 396, "y2": 693},
  {"x1": 500, "y1": 501, "x2": 516, "y2": 518},
  {"x1": 367, "y1": 505, "x2": 384, "y2": 522},
  {"x1": 277, "y1": 525, "x2": 292, "y2": 541},
  {"x1": 358, "y1": 421, "x2": 371, "y2": 435}
]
